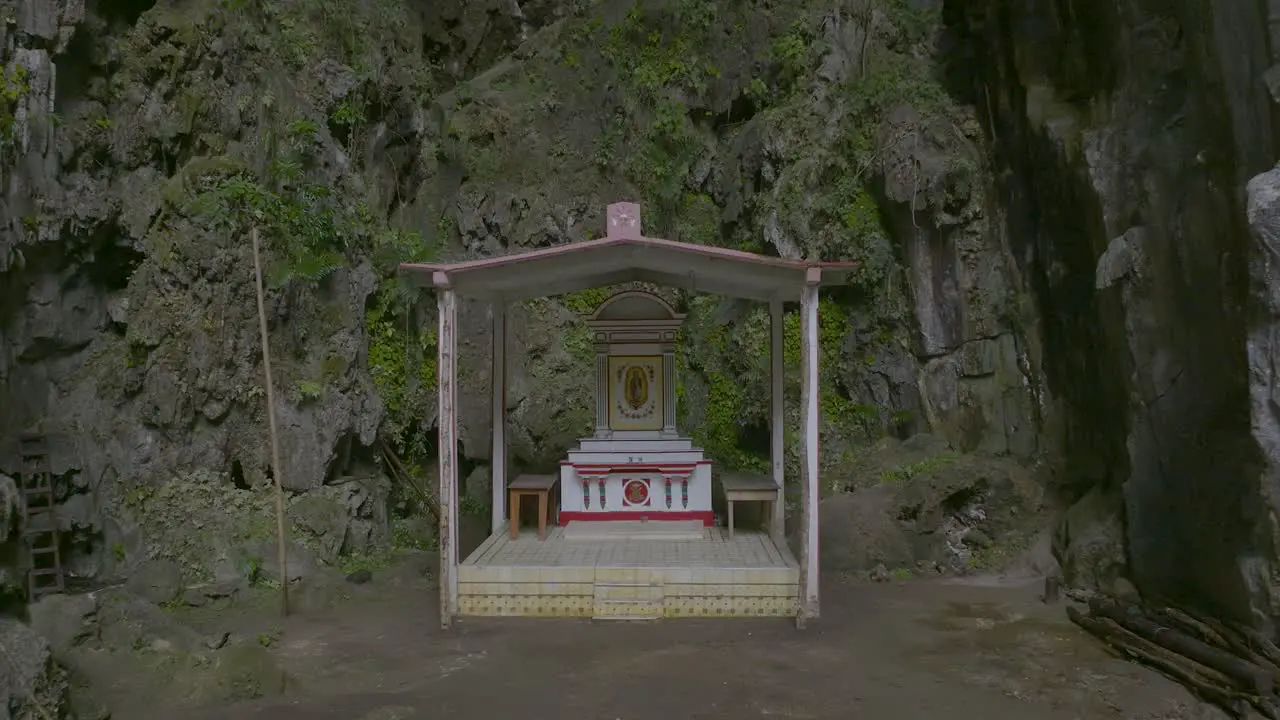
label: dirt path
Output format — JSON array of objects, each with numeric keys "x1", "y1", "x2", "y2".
[{"x1": 90, "y1": 569, "x2": 1218, "y2": 720}]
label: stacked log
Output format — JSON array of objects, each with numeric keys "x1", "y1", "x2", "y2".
[{"x1": 1069, "y1": 598, "x2": 1280, "y2": 718}]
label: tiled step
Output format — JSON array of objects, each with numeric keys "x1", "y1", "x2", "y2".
[
  {"x1": 591, "y1": 582, "x2": 664, "y2": 621},
  {"x1": 564, "y1": 520, "x2": 705, "y2": 542}
]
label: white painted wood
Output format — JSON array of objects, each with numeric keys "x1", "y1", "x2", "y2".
[
  {"x1": 661, "y1": 350, "x2": 677, "y2": 436},
  {"x1": 798, "y1": 283, "x2": 820, "y2": 623},
  {"x1": 443, "y1": 264, "x2": 813, "y2": 303},
  {"x1": 437, "y1": 287, "x2": 459, "y2": 628},
  {"x1": 490, "y1": 302, "x2": 507, "y2": 535},
  {"x1": 769, "y1": 299, "x2": 785, "y2": 543}
]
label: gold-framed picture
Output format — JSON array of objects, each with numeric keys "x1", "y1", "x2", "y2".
[{"x1": 607, "y1": 355, "x2": 663, "y2": 431}]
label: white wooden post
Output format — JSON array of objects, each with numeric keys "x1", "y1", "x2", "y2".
[
  {"x1": 490, "y1": 302, "x2": 507, "y2": 534},
  {"x1": 769, "y1": 299, "x2": 785, "y2": 544},
  {"x1": 437, "y1": 282, "x2": 459, "y2": 628},
  {"x1": 797, "y1": 270, "x2": 821, "y2": 625}
]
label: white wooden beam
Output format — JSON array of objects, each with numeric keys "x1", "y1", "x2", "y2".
[
  {"x1": 769, "y1": 299, "x2": 785, "y2": 544},
  {"x1": 797, "y1": 279, "x2": 821, "y2": 626},
  {"x1": 437, "y1": 287, "x2": 459, "y2": 628},
  {"x1": 490, "y1": 301, "x2": 507, "y2": 535}
]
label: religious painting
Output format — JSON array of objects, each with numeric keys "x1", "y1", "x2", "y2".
[{"x1": 608, "y1": 355, "x2": 663, "y2": 431}]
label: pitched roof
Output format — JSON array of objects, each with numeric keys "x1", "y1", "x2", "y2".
[{"x1": 399, "y1": 202, "x2": 857, "y2": 302}]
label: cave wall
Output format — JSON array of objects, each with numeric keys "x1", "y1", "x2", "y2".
[{"x1": 946, "y1": 0, "x2": 1280, "y2": 624}]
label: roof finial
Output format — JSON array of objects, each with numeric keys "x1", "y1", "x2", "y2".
[{"x1": 606, "y1": 202, "x2": 642, "y2": 239}]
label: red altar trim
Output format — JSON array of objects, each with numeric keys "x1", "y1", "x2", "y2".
[
  {"x1": 558, "y1": 510, "x2": 714, "y2": 526},
  {"x1": 560, "y1": 461, "x2": 710, "y2": 472}
]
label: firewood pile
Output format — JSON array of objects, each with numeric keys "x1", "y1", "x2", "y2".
[{"x1": 1069, "y1": 597, "x2": 1280, "y2": 718}]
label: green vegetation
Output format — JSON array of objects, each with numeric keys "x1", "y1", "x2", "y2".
[
  {"x1": 81, "y1": 0, "x2": 968, "y2": 569},
  {"x1": 294, "y1": 380, "x2": 323, "y2": 403},
  {"x1": 365, "y1": 278, "x2": 438, "y2": 447},
  {"x1": 167, "y1": 117, "x2": 357, "y2": 288},
  {"x1": 770, "y1": 22, "x2": 816, "y2": 96},
  {"x1": 880, "y1": 452, "x2": 960, "y2": 484},
  {"x1": 679, "y1": 294, "x2": 867, "y2": 472},
  {"x1": 337, "y1": 548, "x2": 397, "y2": 576},
  {"x1": 0, "y1": 62, "x2": 29, "y2": 151},
  {"x1": 562, "y1": 288, "x2": 611, "y2": 314},
  {"x1": 596, "y1": 1, "x2": 721, "y2": 98}
]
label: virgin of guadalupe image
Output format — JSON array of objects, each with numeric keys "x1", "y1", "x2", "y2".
[{"x1": 624, "y1": 366, "x2": 649, "y2": 410}]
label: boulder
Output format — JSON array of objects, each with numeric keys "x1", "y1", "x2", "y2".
[
  {"x1": 96, "y1": 589, "x2": 202, "y2": 654},
  {"x1": 211, "y1": 643, "x2": 290, "y2": 700},
  {"x1": 0, "y1": 475, "x2": 22, "y2": 598},
  {"x1": 464, "y1": 466, "x2": 492, "y2": 509},
  {"x1": 0, "y1": 617, "x2": 69, "y2": 719},
  {"x1": 819, "y1": 437, "x2": 1045, "y2": 574},
  {"x1": 820, "y1": 487, "x2": 914, "y2": 572},
  {"x1": 288, "y1": 570, "x2": 354, "y2": 614},
  {"x1": 1053, "y1": 484, "x2": 1128, "y2": 590},
  {"x1": 0, "y1": 474, "x2": 18, "y2": 540},
  {"x1": 252, "y1": 539, "x2": 321, "y2": 584},
  {"x1": 125, "y1": 557, "x2": 185, "y2": 604},
  {"x1": 180, "y1": 578, "x2": 245, "y2": 608},
  {"x1": 288, "y1": 493, "x2": 349, "y2": 563},
  {"x1": 28, "y1": 593, "x2": 98, "y2": 659}
]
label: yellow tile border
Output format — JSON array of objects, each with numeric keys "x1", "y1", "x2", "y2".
[{"x1": 458, "y1": 593, "x2": 799, "y2": 618}]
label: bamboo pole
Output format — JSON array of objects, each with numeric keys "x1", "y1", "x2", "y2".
[{"x1": 251, "y1": 226, "x2": 289, "y2": 617}]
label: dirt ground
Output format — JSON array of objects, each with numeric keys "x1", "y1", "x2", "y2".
[{"x1": 85, "y1": 560, "x2": 1217, "y2": 720}]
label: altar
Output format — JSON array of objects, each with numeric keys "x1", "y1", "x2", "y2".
[
  {"x1": 558, "y1": 290, "x2": 713, "y2": 527},
  {"x1": 401, "y1": 201, "x2": 857, "y2": 626}
]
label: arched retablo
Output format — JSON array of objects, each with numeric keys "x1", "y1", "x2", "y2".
[{"x1": 585, "y1": 290, "x2": 685, "y2": 324}]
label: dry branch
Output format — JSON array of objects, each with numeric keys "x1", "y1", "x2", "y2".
[
  {"x1": 1068, "y1": 606, "x2": 1250, "y2": 714},
  {"x1": 1067, "y1": 596, "x2": 1280, "y2": 719},
  {"x1": 379, "y1": 439, "x2": 440, "y2": 523},
  {"x1": 1153, "y1": 607, "x2": 1280, "y2": 685},
  {"x1": 1088, "y1": 598, "x2": 1273, "y2": 696},
  {"x1": 251, "y1": 226, "x2": 289, "y2": 618}
]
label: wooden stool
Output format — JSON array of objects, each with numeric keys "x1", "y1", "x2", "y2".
[
  {"x1": 720, "y1": 472, "x2": 780, "y2": 539},
  {"x1": 508, "y1": 474, "x2": 559, "y2": 540}
]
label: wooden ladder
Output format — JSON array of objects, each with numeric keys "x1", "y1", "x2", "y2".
[{"x1": 19, "y1": 433, "x2": 64, "y2": 599}]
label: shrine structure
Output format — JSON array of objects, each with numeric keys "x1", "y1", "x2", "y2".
[
  {"x1": 401, "y1": 202, "x2": 856, "y2": 627},
  {"x1": 558, "y1": 290, "x2": 713, "y2": 527}
]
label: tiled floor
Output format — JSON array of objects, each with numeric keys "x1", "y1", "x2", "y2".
[{"x1": 462, "y1": 527, "x2": 797, "y2": 569}]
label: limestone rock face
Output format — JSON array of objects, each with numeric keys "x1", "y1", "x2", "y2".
[
  {"x1": 950, "y1": 0, "x2": 1280, "y2": 625},
  {"x1": 0, "y1": 0, "x2": 1045, "y2": 586},
  {"x1": 13, "y1": 0, "x2": 1278, "y2": 633}
]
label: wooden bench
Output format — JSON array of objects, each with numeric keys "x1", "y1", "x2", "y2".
[
  {"x1": 720, "y1": 472, "x2": 780, "y2": 539},
  {"x1": 508, "y1": 474, "x2": 559, "y2": 541}
]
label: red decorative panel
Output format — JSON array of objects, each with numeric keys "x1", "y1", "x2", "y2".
[{"x1": 622, "y1": 479, "x2": 650, "y2": 507}]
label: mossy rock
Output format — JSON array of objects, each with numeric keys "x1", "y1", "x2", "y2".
[{"x1": 213, "y1": 643, "x2": 290, "y2": 700}]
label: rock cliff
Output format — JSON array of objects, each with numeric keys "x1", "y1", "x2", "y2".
[
  {"x1": 947, "y1": 0, "x2": 1280, "y2": 627},
  {"x1": 1, "y1": 0, "x2": 1278, "y2": 631},
  {"x1": 0, "y1": 0, "x2": 1044, "y2": 593}
]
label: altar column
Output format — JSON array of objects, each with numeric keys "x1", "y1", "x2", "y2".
[
  {"x1": 797, "y1": 269, "x2": 821, "y2": 626},
  {"x1": 490, "y1": 302, "x2": 507, "y2": 535},
  {"x1": 661, "y1": 348, "x2": 677, "y2": 436},
  {"x1": 594, "y1": 347, "x2": 610, "y2": 438},
  {"x1": 436, "y1": 281, "x2": 459, "y2": 629},
  {"x1": 769, "y1": 300, "x2": 785, "y2": 543}
]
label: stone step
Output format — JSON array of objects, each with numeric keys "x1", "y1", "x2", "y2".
[{"x1": 592, "y1": 581, "x2": 665, "y2": 621}]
